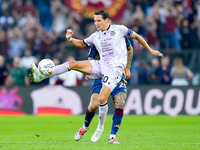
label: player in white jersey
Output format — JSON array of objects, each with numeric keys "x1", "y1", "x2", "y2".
[
  {"x1": 30, "y1": 9, "x2": 163, "y2": 143},
  {"x1": 84, "y1": 24, "x2": 128, "y2": 69},
  {"x1": 74, "y1": 37, "x2": 132, "y2": 144}
]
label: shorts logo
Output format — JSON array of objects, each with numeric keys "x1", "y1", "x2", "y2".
[
  {"x1": 110, "y1": 31, "x2": 116, "y2": 36},
  {"x1": 114, "y1": 124, "x2": 120, "y2": 128}
]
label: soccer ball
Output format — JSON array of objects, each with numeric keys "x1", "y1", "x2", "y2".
[{"x1": 38, "y1": 59, "x2": 55, "y2": 76}]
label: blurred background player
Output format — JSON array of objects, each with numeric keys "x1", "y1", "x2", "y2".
[
  {"x1": 7, "y1": 57, "x2": 30, "y2": 86},
  {"x1": 74, "y1": 37, "x2": 133, "y2": 144},
  {"x1": 152, "y1": 56, "x2": 171, "y2": 85},
  {"x1": 170, "y1": 57, "x2": 193, "y2": 86},
  {"x1": 0, "y1": 55, "x2": 9, "y2": 86}
]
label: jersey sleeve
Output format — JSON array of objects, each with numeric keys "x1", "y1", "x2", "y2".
[
  {"x1": 118, "y1": 25, "x2": 132, "y2": 37},
  {"x1": 83, "y1": 33, "x2": 95, "y2": 46},
  {"x1": 125, "y1": 37, "x2": 131, "y2": 48},
  {"x1": 88, "y1": 45, "x2": 98, "y2": 59}
]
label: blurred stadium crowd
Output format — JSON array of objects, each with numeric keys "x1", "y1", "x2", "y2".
[{"x1": 0, "y1": 0, "x2": 200, "y2": 87}]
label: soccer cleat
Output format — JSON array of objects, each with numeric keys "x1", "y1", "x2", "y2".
[
  {"x1": 74, "y1": 127, "x2": 87, "y2": 141},
  {"x1": 108, "y1": 137, "x2": 120, "y2": 144},
  {"x1": 31, "y1": 63, "x2": 46, "y2": 82},
  {"x1": 91, "y1": 126, "x2": 104, "y2": 142}
]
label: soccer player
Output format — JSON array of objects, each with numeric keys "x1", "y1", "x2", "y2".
[
  {"x1": 31, "y1": 9, "x2": 163, "y2": 143},
  {"x1": 74, "y1": 37, "x2": 133, "y2": 144}
]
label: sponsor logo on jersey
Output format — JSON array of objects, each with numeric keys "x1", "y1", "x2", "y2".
[{"x1": 110, "y1": 31, "x2": 116, "y2": 36}]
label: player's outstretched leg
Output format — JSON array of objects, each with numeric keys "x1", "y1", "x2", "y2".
[
  {"x1": 31, "y1": 62, "x2": 70, "y2": 82},
  {"x1": 74, "y1": 107, "x2": 95, "y2": 141}
]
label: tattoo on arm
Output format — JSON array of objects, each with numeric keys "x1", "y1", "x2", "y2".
[
  {"x1": 126, "y1": 45, "x2": 133, "y2": 69},
  {"x1": 114, "y1": 92, "x2": 127, "y2": 109}
]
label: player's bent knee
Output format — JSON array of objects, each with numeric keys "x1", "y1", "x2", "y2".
[
  {"x1": 69, "y1": 60, "x2": 79, "y2": 69},
  {"x1": 98, "y1": 95, "x2": 107, "y2": 104}
]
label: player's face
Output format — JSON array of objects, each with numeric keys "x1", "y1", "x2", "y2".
[{"x1": 94, "y1": 15, "x2": 108, "y2": 31}]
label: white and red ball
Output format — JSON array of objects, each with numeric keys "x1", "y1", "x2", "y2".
[{"x1": 38, "y1": 59, "x2": 55, "y2": 76}]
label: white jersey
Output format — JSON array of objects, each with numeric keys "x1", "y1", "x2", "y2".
[{"x1": 84, "y1": 25, "x2": 129, "y2": 69}]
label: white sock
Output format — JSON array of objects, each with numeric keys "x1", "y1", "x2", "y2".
[
  {"x1": 83, "y1": 125, "x2": 89, "y2": 130},
  {"x1": 110, "y1": 134, "x2": 116, "y2": 139},
  {"x1": 51, "y1": 62, "x2": 70, "y2": 76},
  {"x1": 98, "y1": 103, "x2": 108, "y2": 129}
]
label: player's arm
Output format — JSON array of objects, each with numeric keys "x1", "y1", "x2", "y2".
[
  {"x1": 125, "y1": 44, "x2": 133, "y2": 80},
  {"x1": 129, "y1": 30, "x2": 163, "y2": 57},
  {"x1": 65, "y1": 29, "x2": 87, "y2": 48}
]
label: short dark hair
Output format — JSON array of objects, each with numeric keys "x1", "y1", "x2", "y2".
[{"x1": 95, "y1": 10, "x2": 109, "y2": 20}]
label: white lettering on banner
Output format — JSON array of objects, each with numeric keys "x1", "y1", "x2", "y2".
[
  {"x1": 124, "y1": 89, "x2": 143, "y2": 115},
  {"x1": 125, "y1": 88, "x2": 200, "y2": 115},
  {"x1": 185, "y1": 89, "x2": 200, "y2": 115},
  {"x1": 144, "y1": 89, "x2": 163, "y2": 115},
  {"x1": 163, "y1": 89, "x2": 184, "y2": 116}
]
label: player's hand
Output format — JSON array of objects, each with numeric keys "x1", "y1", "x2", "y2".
[
  {"x1": 150, "y1": 50, "x2": 163, "y2": 57},
  {"x1": 66, "y1": 29, "x2": 73, "y2": 40},
  {"x1": 125, "y1": 68, "x2": 131, "y2": 80},
  {"x1": 85, "y1": 75, "x2": 89, "y2": 80}
]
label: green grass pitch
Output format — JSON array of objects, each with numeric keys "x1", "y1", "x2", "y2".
[{"x1": 0, "y1": 115, "x2": 199, "y2": 150}]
